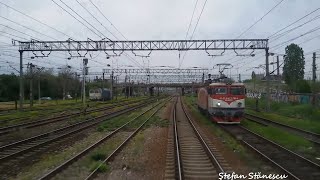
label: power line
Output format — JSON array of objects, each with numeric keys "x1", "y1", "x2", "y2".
[
  {"x1": 86, "y1": 0, "x2": 145, "y2": 69},
  {"x1": 0, "y1": 30, "x2": 28, "y2": 40},
  {"x1": 88, "y1": 0, "x2": 127, "y2": 40},
  {"x1": 179, "y1": 0, "x2": 199, "y2": 67},
  {"x1": 189, "y1": 0, "x2": 208, "y2": 42},
  {"x1": 268, "y1": 8, "x2": 320, "y2": 38},
  {"x1": 0, "y1": 23, "x2": 40, "y2": 40},
  {"x1": 51, "y1": 0, "x2": 102, "y2": 39},
  {"x1": 220, "y1": 0, "x2": 286, "y2": 65},
  {"x1": 74, "y1": 0, "x2": 114, "y2": 40},
  {"x1": 180, "y1": 0, "x2": 207, "y2": 68},
  {"x1": 272, "y1": 24, "x2": 320, "y2": 49},
  {"x1": 0, "y1": 1, "x2": 71, "y2": 39},
  {"x1": 271, "y1": 14, "x2": 320, "y2": 41},
  {"x1": 228, "y1": 13, "x2": 320, "y2": 69},
  {"x1": 237, "y1": 0, "x2": 285, "y2": 38},
  {"x1": 184, "y1": 0, "x2": 199, "y2": 40},
  {"x1": 0, "y1": 15, "x2": 58, "y2": 40}
]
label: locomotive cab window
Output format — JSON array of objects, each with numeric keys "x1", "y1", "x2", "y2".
[
  {"x1": 213, "y1": 87, "x2": 227, "y2": 94},
  {"x1": 230, "y1": 87, "x2": 245, "y2": 95}
]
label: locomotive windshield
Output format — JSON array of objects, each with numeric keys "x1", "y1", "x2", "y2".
[
  {"x1": 208, "y1": 87, "x2": 227, "y2": 94},
  {"x1": 230, "y1": 87, "x2": 245, "y2": 95}
]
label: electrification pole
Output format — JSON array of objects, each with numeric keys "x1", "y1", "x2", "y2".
[
  {"x1": 83, "y1": 58, "x2": 88, "y2": 107},
  {"x1": 276, "y1": 56, "x2": 280, "y2": 101},
  {"x1": 29, "y1": 63, "x2": 35, "y2": 108},
  {"x1": 265, "y1": 48, "x2": 270, "y2": 112},
  {"x1": 19, "y1": 51, "x2": 24, "y2": 110},
  {"x1": 312, "y1": 53, "x2": 317, "y2": 106},
  {"x1": 111, "y1": 71, "x2": 114, "y2": 99}
]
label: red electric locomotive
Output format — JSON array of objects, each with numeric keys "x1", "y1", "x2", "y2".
[{"x1": 197, "y1": 82, "x2": 246, "y2": 124}]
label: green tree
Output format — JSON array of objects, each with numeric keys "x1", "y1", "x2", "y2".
[{"x1": 283, "y1": 43, "x2": 305, "y2": 90}]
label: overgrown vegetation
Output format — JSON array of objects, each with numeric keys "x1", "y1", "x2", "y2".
[
  {"x1": 246, "y1": 98, "x2": 320, "y2": 133},
  {"x1": 241, "y1": 120, "x2": 318, "y2": 162}
]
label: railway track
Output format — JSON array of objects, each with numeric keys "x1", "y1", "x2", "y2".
[
  {"x1": 38, "y1": 98, "x2": 169, "y2": 180},
  {"x1": 220, "y1": 125, "x2": 320, "y2": 180},
  {"x1": 166, "y1": 97, "x2": 231, "y2": 179},
  {"x1": 0, "y1": 98, "x2": 146, "y2": 126},
  {"x1": 245, "y1": 113, "x2": 320, "y2": 145},
  {"x1": 0, "y1": 99, "x2": 157, "y2": 177},
  {"x1": 0, "y1": 98, "x2": 149, "y2": 135}
]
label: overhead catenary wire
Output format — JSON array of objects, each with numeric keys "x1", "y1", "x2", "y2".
[
  {"x1": 231, "y1": 18, "x2": 320, "y2": 70},
  {"x1": 74, "y1": 0, "x2": 115, "y2": 40},
  {"x1": 51, "y1": 0, "x2": 104, "y2": 39},
  {"x1": 0, "y1": 15, "x2": 58, "y2": 40},
  {"x1": 0, "y1": 1, "x2": 72, "y2": 39},
  {"x1": 179, "y1": 0, "x2": 199, "y2": 67},
  {"x1": 268, "y1": 7, "x2": 320, "y2": 39},
  {"x1": 180, "y1": 0, "x2": 207, "y2": 68},
  {"x1": 271, "y1": 14, "x2": 320, "y2": 41},
  {"x1": 85, "y1": 0, "x2": 145, "y2": 68},
  {"x1": 219, "y1": 0, "x2": 286, "y2": 65},
  {"x1": 88, "y1": 0, "x2": 127, "y2": 40},
  {"x1": 237, "y1": 0, "x2": 286, "y2": 38},
  {"x1": 184, "y1": 0, "x2": 199, "y2": 40},
  {"x1": 0, "y1": 1, "x2": 120, "y2": 69}
]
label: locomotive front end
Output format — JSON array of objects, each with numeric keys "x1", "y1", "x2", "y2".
[{"x1": 207, "y1": 83, "x2": 245, "y2": 124}]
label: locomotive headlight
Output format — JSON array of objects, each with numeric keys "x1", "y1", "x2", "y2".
[{"x1": 217, "y1": 102, "x2": 221, "y2": 107}]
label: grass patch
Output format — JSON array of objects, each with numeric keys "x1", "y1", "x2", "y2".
[
  {"x1": 247, "y1": 97, "x2": 320, "y2": 121},
  {"x1": 144, "y1": 114, "x2": 169, "y2": 128},
  {"x1": 91, "y1": 152, "x2": 106, "y2": 161},
  {"x1": 241, "y1": 119, "x2": 319, "y2": 161},
  {"x1": 131, "y1": 132, "x2": 145, "y2": 156},
  {"x1": 89, "y1": 160, "x2": 110, "y2": 173},
  {"x1": 246, "y1": 109, "x2": 320, "y2": 134}
]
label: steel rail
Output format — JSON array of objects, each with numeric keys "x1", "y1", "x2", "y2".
[
  {"x1": 0, "y1": 98, "x2": 147, "y2": 135},
  {"x1": 84, "y1": 98, "x2": 169, "y2": 180},
  {"x1": 180, "y1": 99, "x2": 225, "y2": 173},
  {"x1": 245, "y1": 113, "x2": 320, "y2": 145},
  {"x1": 220, "y1": 125, "x2": 320, "y2": 180},
  {"x1": 0, "y1": 98, "x2": 139, "y2": 122},
  {"x1": 172, "y1": 97, "x2": 183, "y2": 180},
  {"x1": 38, "y1": 99, "x2": 166, "y2": 180},
  {"x1": 0, "y1": 100, "x2": 154, "y2": 164}
]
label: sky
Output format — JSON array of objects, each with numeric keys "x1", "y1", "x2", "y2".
[{"x1": 0, "y1": 0, "x2": 320, "y2": 80}]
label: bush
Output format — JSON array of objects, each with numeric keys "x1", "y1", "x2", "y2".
[
  {"x1": 91, "y1": 152, "x2": 106, "y2": 161},
  {"x1": 294, "y1": 80, "x2": 311, "y2": 93}
]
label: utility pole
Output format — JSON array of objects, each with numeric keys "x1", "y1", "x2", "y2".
[
  {"x1": 115, "y1": 76, "x2": 118, "y2": 100},
  {"x1": 37, "y1": 67, "x2": 44, "y2": 105},
  {"x1": 19, "y1": 51, "x2": 24, "y2": 110},
  {"x1": 102, "y1": 72, "x2": 105, "y2": 89},
  {"x1": 238, "y1": 74, "x2": 241, "y2": 82},
  {"x1": 265, "y1": 48, "x2": 270, "y2": 112},
  {"x1": 83, "y1": 58, "x2": 88, "y2": 107},
  {"x1": 276, "y1": 56, "x2": 280, "y2": 102},
  {"x1": 29, "y1": 63, "x2": 35, "y2": 108},
  {"x1": 312, "y1": 53, "x2": 317, "y2": 106},
  {"x1": 111, "y1": 71, "x2": 114, "y2": 99}
]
